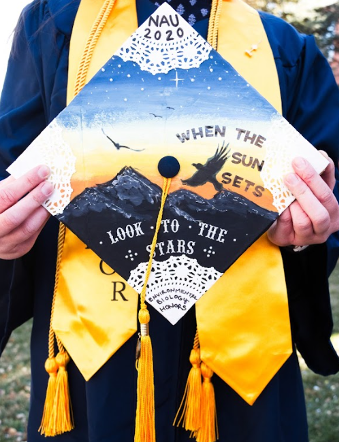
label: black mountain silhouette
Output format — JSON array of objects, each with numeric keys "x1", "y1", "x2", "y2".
[{"x1": 56, "y1": 167, "x2": 277, "y2": 277}]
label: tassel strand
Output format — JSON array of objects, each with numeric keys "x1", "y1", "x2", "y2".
[
  {"x1": 173, "y1": 331, "x2": 202, "y2": 432},
  {"x1": 134, "y1": 309, "x2": 155, "y2": 442},
  {"x1": 39, "y1": 357, "x2": 59, "y2": 436},
  {"x1": 134, "y1": 178, "x2": 172, "y2": 442},
  {"x1": 196, "y1": 362, "x2": 218, "y2": 442},
  {"x1": 50, "y1": 351, "x2": 74, "y2": 435}
]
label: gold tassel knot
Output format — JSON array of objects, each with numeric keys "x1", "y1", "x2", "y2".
[{"x1": 135, "y1": 307, "x2": 155, "y2": 442}]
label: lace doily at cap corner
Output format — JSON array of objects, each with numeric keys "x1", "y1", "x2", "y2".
[
  {"x1": 31, "y1": 120, "x2": 76, "y2": 215},
  {"x1": 116, "y1": 27, "x2": 212, "y2": 75},
  {"x1": 127, "y1": 254, "x2": 223, "y2": 299},
  {"x1": 260, "y1": 116, "x2": 306, "y2": 214}
]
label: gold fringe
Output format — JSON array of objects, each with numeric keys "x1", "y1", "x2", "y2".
[
  {"x1": 173, "y1": 331, "x2": 202, "y2": 432},
  {"x1": 50, "y1": 351, "x2": 74, "y2": 435},
  {"x1": 39, "y1": 357, "x2": 59, "y2": 436},
  {"x1": 195, "y1": 362, "x2": 218, "y2": 442}
]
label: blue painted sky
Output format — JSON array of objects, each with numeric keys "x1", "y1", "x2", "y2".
[{"x1": 58, "y1": 48, "x2": 278, "y2": 129}]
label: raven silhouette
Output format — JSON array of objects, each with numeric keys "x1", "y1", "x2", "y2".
[
  {"x1": 101, "y1": 129, "x2": 144, "y2": 152},
  {"x1": 182, "y1": 142, "x2": 230, "y2": 191}
]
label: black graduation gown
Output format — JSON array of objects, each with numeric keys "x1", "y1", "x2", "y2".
[{"x1": 0, "y1": 1, "x2": 338, "y2": 441}]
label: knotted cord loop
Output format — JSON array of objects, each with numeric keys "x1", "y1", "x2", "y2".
[
  {"x1": 207, "y1": 0, "x2": 222, "y2": 50},
  {"x1": 74, "y1": 0, "x2": 117, "y2": 96}
]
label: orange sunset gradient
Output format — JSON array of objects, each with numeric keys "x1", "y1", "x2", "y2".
[{"x1": 65, "y1": 123, "x2": 278, "y2": 213}]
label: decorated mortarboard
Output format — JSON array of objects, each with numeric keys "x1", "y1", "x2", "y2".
[
  {"x1": 7, "y1": 3, "x2": 329, "y2": 440},
  {"x1": 8, "y1": 3, "x2": 327, "y2": 323}
]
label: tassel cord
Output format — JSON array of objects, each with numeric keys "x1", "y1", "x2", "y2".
[
  {"x1": 135, "y1": 178, "x2": 172, "y2": 442},
  {"x1": 139, "y1": 178, "x2": 172, "y2": 309}
]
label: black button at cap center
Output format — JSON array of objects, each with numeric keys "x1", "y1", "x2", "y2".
[{"x1": 158, "y1": 156, "x2": 180, "y2": 178}]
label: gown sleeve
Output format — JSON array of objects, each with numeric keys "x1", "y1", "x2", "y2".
[
  {"x1": 263, "y1": 17, "x2": 339, "y2": 376},
  {"x1": 0, "y1": 8, "x2": 46, "y2": 354}
]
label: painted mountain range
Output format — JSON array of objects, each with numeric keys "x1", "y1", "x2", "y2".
[{"x1": 56, "y1": 167, "x2": 277, "y2": 279}]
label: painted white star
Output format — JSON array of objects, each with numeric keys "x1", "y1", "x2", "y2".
[{"x1": 170, "y1": 71, "x2": 184, "y2": 88}]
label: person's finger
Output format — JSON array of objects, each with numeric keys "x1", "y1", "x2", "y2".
[
  {"x1": 0, "y1": 175, "x2": 15, "y2": 190},
  {"x1": 291, "y1": 157, "x2": 337, "y2": 214},
  {"x1": 0, "y1": 165, "x2": 50, "y2": 213},
  {"x1": 0, "y1": 232, "x2": 40, "y2": 260},
  {"x1": 0, "y1": 180, "x2": 54, "y2": 237},
  {"x1": 267, "y1": 206, "x2": 294, "y2": 246},
  {"x1": 288, "y1": 201, "x2": 314, "y2": 243},
  {"x1": 284, "y1": 170, "x2": 331, "y2": 237},
  {"x1": 318, "y1": 151, "x2": 336, "y2": 190},
  {"x1": 0, "y1": 206, "x2": 50, "y2": 249}
]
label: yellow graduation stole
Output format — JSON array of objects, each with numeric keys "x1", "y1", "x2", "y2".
[{"x1": 44, "y1": 0, "x2": 292, "y2": 436}]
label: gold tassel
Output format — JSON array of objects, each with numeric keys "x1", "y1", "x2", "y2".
[
  {"x1": 134, "y1": 308, "x2": 156, "y2": 442},
  {"x1": 50, "y1": 351, "x2": 74, "y2": 435},
  {"x1": 196, "y1": 362, "x2": 218, "y2": 442},
  {"x1": 39, "y1": 357, "x2": 59, "y2": 436},
  {"x1": 173, "y1": 335, "x2": 202, "y2": 432},
  {"x1": 134, "y1": 177, "x2": 171, "y2": 442}
]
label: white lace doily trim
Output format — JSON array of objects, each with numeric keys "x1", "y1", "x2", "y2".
[
  {"x1": 7, "y1": 120, "x2": 76, "y2": 215},
  {"x1": 115, "y1": 3, "x2": 212, "y2": 74},
  {"x1": 128, "y1": 254, "x2": 222, "y2": 324},
  {"x1": 260, "y1": 115, "x2": 328, "y2": 214}
]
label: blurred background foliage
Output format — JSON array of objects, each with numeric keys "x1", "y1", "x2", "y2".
[{"x1": 248, "y1": 0, "x2": 339, "y2": 80}]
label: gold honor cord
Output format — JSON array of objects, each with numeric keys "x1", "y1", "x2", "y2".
[
  {"x1": 207, "y1": 0, "x2": 223, "y2": 50},
  {"x1": 73, "y1": 0, "x2": 117, "y2": 96},
  {"x1": 39, "y1": 0, "x2": 117, "y2": 436}
]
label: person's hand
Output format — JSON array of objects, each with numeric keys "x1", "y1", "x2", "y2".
[
  {"x1": 268, "y1": 153, "x2": 339, "y2": 247},
  {"x1": 0, "y1": 165, "x2": 53, "y2": 260}
]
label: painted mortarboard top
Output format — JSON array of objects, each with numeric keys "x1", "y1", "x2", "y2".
[{"x1": 8, "y1": 3, "x2": 328, "y2": 324}]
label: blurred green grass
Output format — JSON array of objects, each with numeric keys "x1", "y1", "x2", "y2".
[
  {"x1": 298, "y1": 264, "x2": 339, "y2": 442},
  {"x1": 0, "y1": 265, "x2": 338, "y2": 442}
]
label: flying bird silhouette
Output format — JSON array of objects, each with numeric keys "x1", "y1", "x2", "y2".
[
  {"x1": 101, "y1": 129, "x2": 144, "y2": 152},
  {"x1": 166, "y1": 107, "x2": 175, "y2": 110},
  {"x1": 149, "y1": 113, "x2": 163, "y2": 118},
  {"x1": 182, "y1": 142, "x2": 231, "y2": 192}
]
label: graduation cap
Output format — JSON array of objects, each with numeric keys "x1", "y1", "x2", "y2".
[{"x1": 8, "y1": 3, "x2": 328, "y2": 440}]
